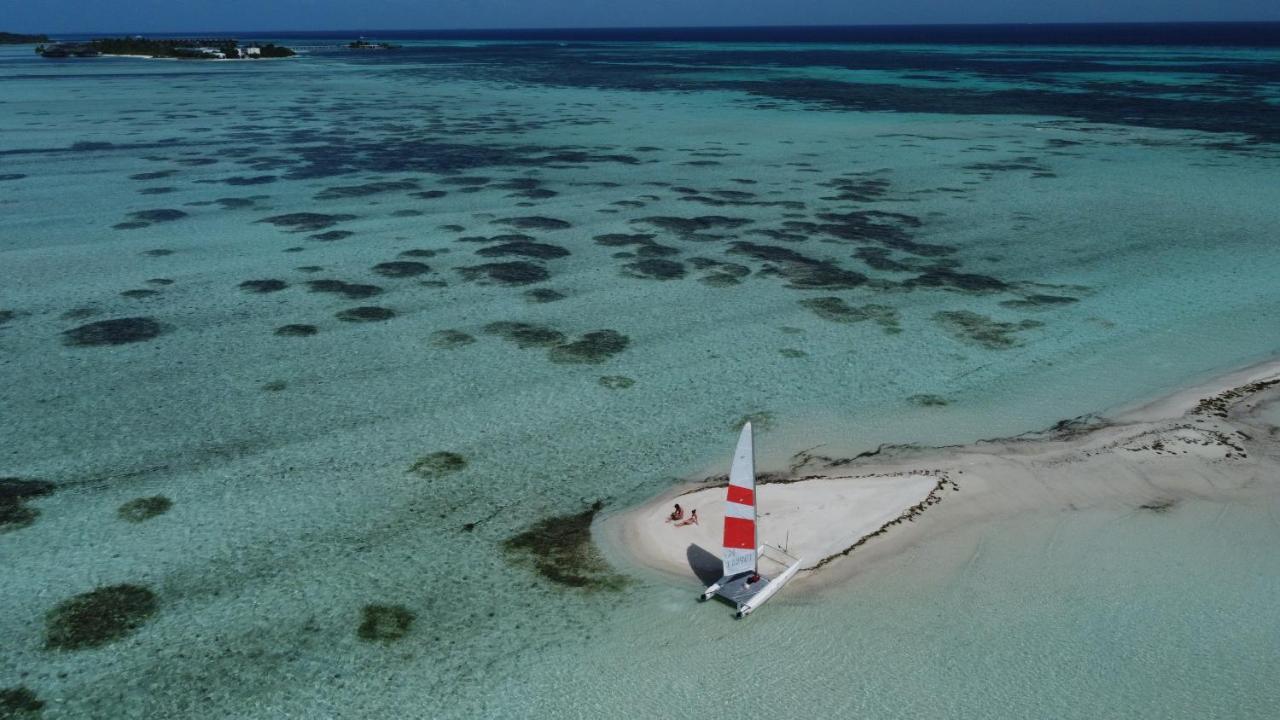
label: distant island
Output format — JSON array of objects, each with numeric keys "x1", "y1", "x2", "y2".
[
  {"x1": 1, "y1": 31, "x2": 50, "y2": 44},
  {"x1": 37, "y1": 37, "x2": 295, "y2": 60}
]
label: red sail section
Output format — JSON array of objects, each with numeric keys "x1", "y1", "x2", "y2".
[
  {"x1": 726, "y1": 485, "x2": 754, "y2": 506},
  {"x1": 724, "y1": 517, "x2": 755, "y2": 549}
]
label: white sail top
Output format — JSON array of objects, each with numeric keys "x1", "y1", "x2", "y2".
[{"x1": 721, "y1": 422, "x2": 757, "y2": 577}]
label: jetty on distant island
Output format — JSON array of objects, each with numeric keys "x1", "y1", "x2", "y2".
[
  {"x1": 348, "y1": 37, "x2": 399, "y2": 50},
  {"x1": 37, "y1": 37, "x2": 295, "y2": 60}
]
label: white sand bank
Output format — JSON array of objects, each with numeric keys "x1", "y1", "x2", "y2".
[{"x1": 601, "y1": 358, "x2": 1280, "y2": 588}]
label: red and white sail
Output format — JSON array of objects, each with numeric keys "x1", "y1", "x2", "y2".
[{"x1": 722, "y1": 422, "x2": 757, "y2": 577}]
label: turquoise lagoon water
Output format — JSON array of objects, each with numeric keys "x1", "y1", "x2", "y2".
[{"x1": 1, "y1": 38, "x2": 1279, "y2": 717}]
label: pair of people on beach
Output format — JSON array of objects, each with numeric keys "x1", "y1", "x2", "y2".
[{"x1": 668, "y1": 503, "x2": 697, "y2": 526}]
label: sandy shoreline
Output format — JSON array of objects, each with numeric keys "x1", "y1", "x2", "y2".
[{"x1": 599, "y1": 357, "x2": 1280, "y2": 589}]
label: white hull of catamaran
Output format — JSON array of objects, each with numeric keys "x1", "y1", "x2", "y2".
[{"x1": 736, "y1": 557, "x2": 803, "y2": 618}]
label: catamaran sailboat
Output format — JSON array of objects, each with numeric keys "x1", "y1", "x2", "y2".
[{"x1": 699, "y1": 421, "x2": 803, "y2": 618}]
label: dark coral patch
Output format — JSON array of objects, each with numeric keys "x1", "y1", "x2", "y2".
[
  {"x1": 117, "y1": 496, "x2": 172, "y2": 523},
  {"x1": 336, "y1": 306, "x2": 395, "y2": 322},
  {"x1": 45, "y1": 584, "x2": 158, "y2": 650},
  {"x1": 112, "y1": 221, "x2": 150, "y2": 231},
  {"x1": 239, "y1": 279, "x2": 288, "y2": 293},
  {"x1": 430, "y1": 329, "x2": 475, "y2": 348},
  {"x1": 503, "y1": 501, "x2": 626, "y2": 591},
  {"x1": 483, "y1": 322, "x2": 565, "y2": 348},
  {"x1": 63, "y1": 317, "x2": 165, "y2": 347},
  {"x1": 634, "y1": 215, "x2": 753, "y2": 239},
  {"x1": 306, "y1": 279, "x2": 382, "y2": 300},
  {"x1": 0, "y1": 686, "x2": 44, "y2": 716},
  {"x1": 275, "y1": 324, "x2": 318, "y2": 337},
  {"x1": 258, "y1": 213, "x2": 357, "y2": 232},
  {"x1": 357, "y1": 604, "x2": 414, "y2": 642},
  {"x1": 549, "y1": 330, "x2": 630, "y2": 364},
  {"x1": 128, "y1": 209, "x2": 187, "y2": 223},
  {"x1": 372, "y1": 261, "x2": 432, "y2": 278},
  {"x1": 0, "y1": 310, "x2": 16, "y2": 326},
  {"x1": 314, "y1": 179, "x2": 417, "y2": 200},
  {"x1": 908, "y1": 394, "x2": 950, "y2": 407},
  {"x1": 141, "y1": 249, "x2": 174, "y2": 257},
  {"x1": 492, "y1": 216, "x2": 571, "y2": 231},
  {"x1": 999, "y1": 294, "x2": 1080, "y2": 310},
  {"x1": 730, "y1": 242, "x2": 867, "y2": 290},
  {"x1": 0, "y1": 173, "x2": 29, "y2": 182},
  {"x1": 934, "y1": 310, "x2": 1043, "y2": 349},
  {"x1": 309, "y1": 230, "x2": 355, "y2": 242},
  {"x1": 1, "y1": 478, "x2": 55, "y2": 533},
  {"x1": 411, "y1": 190, "x2": 448, "y2": 200},
  {"x1": 457, "y1": 262, "x2": 549, "y2": 286},
  {"x1": 800, "y1": 298, "x2": 901, "y2": 333},
  {"x1": 598, "y1": 375, "x2": 635, "y2": 389},
  {"x1": 410, "y1": 452, "x2": 468, "y2": 478},
  {"x1": 906, "y1": 268, "x2": 1008, "y2": 293},
  {"x1": 524, "y1": 288, "x2": 566, "y2": 303},
  {"x1": 223, "y1": 175, "x2": 277, "y2": 186},
  {"x1": 475, "y1": 241, "x2": 570, "y2": 260},
  {"x1": 120, "y1": 289, "x2": 159, "y2": 299},
  {"x1": 621, "y1": 259, "x2": 686, "y2": 280}
]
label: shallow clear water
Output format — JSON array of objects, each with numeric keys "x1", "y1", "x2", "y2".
[{"x1": 1, "y1": 37, "x2": 1278, "y2": 717}]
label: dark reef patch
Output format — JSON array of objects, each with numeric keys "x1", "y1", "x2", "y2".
[
  {"x1": 906, "y1": 268, "x2": 1008, "y2": 293},
  {"x1": 999, "y1": 294, "x2": 1080, "y2": 310},
  {"x1": 275, "y1": 324, "x2": 318, "y2": 337},
  {"x1": 457, "y1": 261, "x2": 549, "y2": 286},
  {"x1": 1139, "y1": 498, "x2": 1179, "y2": 513},
  {"x1": 45, "y1": 584, "x2": 158, "y2": 650},
  {"x1": 309, "y1": 230, "x2": 354, "y2": 242},
  {"x1": 0, "y1": 310, "x2": 16, "y2": 326},
  {"x1": 908, "y1": 394, "x2": 950, "y2": 407},
  {"x1": 524, "y1": 288, "x2": 566, "y2": 303},
  {"x1": 306, "y1": 279, "x2": 382, "y2": 300},
  {"x1": 598, "y1": 375, "x2": 635, "y2": 389},
  {"x1": 1, "y1": 478, "x2": 55, "y2": 533},
  {"x1": 314, "y1": 179, "x2": 417, "y2": 200},
  {"x1": 430, "y1": 329, "x2": 475, "y2": 348},
  {"x1": 483, "y1": 322, "x2": 565, "y2": 348},
  {"x1": 621, "y1": 258, "x2": 686, "y2": 280},
  {"x1": 239, "y1": 279, "x2": 288, "y2": 293},
  {"x1": 258, "y1": 213, "x2": 357, "y2": 232},
  {"x1": 934, "y1": 310, "x2": 1042, "y2": 349},
  {"x1": 779, "y1": 348, "x2": 808, "y2": 358},
  {"x1": 411, "y1": 190, "x2": 448, "y2": 200},
  {"x1": 117, "y1": 496, "x2": 172, "y2": 523},
  {"x1": 141, "y1": 249, "x2": 174, "y2": 257},
  {"x1": 128, "y1": 208, "x2": 187, "y2": 223},
  {"x1": 410, "y1": 451, "x2": 468, "y2": 478},
  {"x1": 357, "y1": 604, "x2": 414, "y2": 642},
  {"x1": 549, "y1": 330, "x2": 630, "y2": 364},
  {"x1": 0, "y1": 686, "x2": 44, "y2": 717},
  {"x1": 800, "y1": 297, "x2": 901, "y2": 333},
  {"x1": 222, "y1": 175, "x2": 277, "y2": 186},
  {"x1": 372, "y1": 261, "x2": 432, "y2": 278},
  {"x1": 476, "y1": 241, "x2": 570, "y2": 260},
  {"x1": 120, "y1": 289, "x2": 160, "y2": 299},
  {"x1": 503, "y1": 500, "x2": 626, "y2": 591},
  {"x1": 336, "y1": 306, "x2": 395, "y2": 322},
  {"x1": 399, "y1": 249, "x2": 440, "y2": 258},
  {"x1": 730, "y1": 242, "x2": 868, "y2": 290},
  {"x1": 492, "y1": 216, "x2": 571, "y2": 231},
  {"x1": 63, "y1": 317, "x2": 165, "y2": 347},
  {"x1": 634, "y1": 215, "x2": 753, "y2": 240}
]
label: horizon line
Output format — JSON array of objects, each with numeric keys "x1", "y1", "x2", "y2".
[{"x1": 31, "y1": 19, "x2": 1280, "y2": 37}]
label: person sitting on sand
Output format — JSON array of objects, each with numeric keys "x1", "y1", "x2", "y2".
[
  {"x1": 676, "y1": 509, "x2": 698, "y2": 527},
  {"x1": 667, "y1": 503, "x2": 683, "y2": 523}
]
